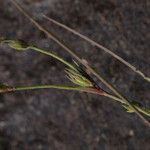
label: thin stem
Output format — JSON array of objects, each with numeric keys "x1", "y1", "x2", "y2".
[
  {"x1": 11, "y1": 0, "x2": 150, "y2": 127},
  {"x1": 11, "y1": 84, "x2": 128, "y2": 103},
  {"x1": 30, "y1": 46, "x2": 76, "y2": 70},
  {"x1": 43, "y1": 15, "x2": 150, "y2": 83},
  {"x1": 15, "y1": 85, "x2": 85, "y2": 92},
  {"x1": 14, "y1": 85, "x2": 104, "y2": 96},
  {"x1": 13, "y1": 85, "x2": 128, "y2": 103},
  {"x1": 11, "y1": 0, "x2": 81, "y2": 63},
  {"x1": 86, "y1": 65, "x2": 150, "y2": 127},
  {"x1": 104, "y1": 93, "x2": 125, "y2": 104}
]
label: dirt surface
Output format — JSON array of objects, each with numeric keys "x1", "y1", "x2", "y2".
[{"x1": 0, "y1": 0, "x2": 150, "y2": 150}]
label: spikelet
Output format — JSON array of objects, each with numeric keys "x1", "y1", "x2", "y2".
[
  {"x1": 1, "y1": 39, "x2": 30, "y2": 51},
  {"x1": 65, "y1": 68, "x2": 93, "y2": 87}
]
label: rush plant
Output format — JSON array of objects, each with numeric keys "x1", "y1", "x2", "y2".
[{"x1": 0, "y1": 0, "x2": 150, "y2": 127}]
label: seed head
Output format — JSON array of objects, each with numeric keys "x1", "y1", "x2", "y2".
[
  {"x1": 1, "y1": 39, "x2": 30, "y2": 51},
  {"x1": 66, "y1": 68, "x2": 93, "y2": 87},
  {"x1": 0, "y1": 83, "x2": 15, "y2": 93}
]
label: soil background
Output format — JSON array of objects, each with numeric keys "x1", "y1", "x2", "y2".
[{"x1": 0, "y1": 0, "x2": 150, "y2": 150}]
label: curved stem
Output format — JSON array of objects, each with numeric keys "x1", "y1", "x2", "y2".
[
  {"x1": 30, "y1": 46, "x2": 76, "y2": 70},
  {"x1": 3, "y1": 84, "x2": 150, "y2": 118},
  {"x1": 9, "y1": 84, "x2": 128, "y2": 104}
]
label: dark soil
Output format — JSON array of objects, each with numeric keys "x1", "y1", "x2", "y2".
[{"x1": 0, "y1": 0, "x2": 150, "y2": 150}]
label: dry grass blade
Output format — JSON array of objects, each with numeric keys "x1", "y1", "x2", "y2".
[
  {"x1": 43, "y1": 15, "x2": 150, "y2": 83},
  {"x1": 10, "y1": 0, "x2": 150, "y2": 127}
]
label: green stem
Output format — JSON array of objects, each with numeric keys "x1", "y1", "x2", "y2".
[
  {"x1": 14, "y1": 84, "x2": 129, "y2": 106},
  {"x1": 30, "y1": 46, "x2": 76, "y2": 71},
  {"x1": 104, "y1": 93, "x2": 150, "y2": 117},
  {"x1": 14, "y1": 85, "x2": 127, "y2": 104},
  {"x1": 14, "y1": 85, "x2": 150, "y2": 118},
  {"x1": 15, "y1": 85, "x2": 84, "y2": 92},
  {"x1": 104, "y1": 93, "x2": 125, "y2": 104},
  {"x1": 2, "y1": 83, "x2": 150, "y2": 117}
]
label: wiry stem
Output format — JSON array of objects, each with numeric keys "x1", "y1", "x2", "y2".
[
  {"x1": 43, "y1": 15, "x2": 150, "y2": 83},
  {"x1": 4, "y1": 85, "x2": 105, "y2": 96},
  {"x1": 104, "y1": 93, "x2": 125, "y2": 104},
  {"x1": 30, "y1": 46, "x2": 76, "y2": 70},
  {"x1": 15, "y1": 85, "x2": 86, "y2": 92},
  {"x1": 10, "y1": 0, "x2": 150, "y2": 127},
  {"x1": 0, "y1": 84, "x2": 132, "y2": 104},
  {"x1": 0, "y1": 40, "x2": 76, "y2": 70}
]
